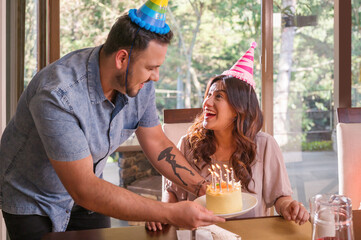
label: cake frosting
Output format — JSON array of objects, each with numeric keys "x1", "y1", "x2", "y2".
[{"x1": 206, "y1": 182, "x2": 242, "y2": 214}]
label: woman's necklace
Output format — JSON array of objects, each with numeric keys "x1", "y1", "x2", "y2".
[{"x1": 213, "y1": 147, "x2": 234, "y2": 163}]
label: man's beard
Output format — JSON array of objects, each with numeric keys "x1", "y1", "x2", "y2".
[{"x1": 117, "y1": 68, "x2": 140, "y2": 98}]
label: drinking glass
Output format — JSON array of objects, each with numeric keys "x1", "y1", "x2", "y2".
[
  {"x1": 310, "y1": 194, "x2": 324, "y2": 224},
  {"x1": 311, "y1": 194, "x2": 354, "y2": 240}
]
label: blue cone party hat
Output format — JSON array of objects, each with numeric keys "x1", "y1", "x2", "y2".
[{"x1": 128, "y1": 0, "x2": 170, "y2": 35}]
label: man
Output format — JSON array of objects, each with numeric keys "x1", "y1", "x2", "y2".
[{"x1": 0, "y1": 1, "x2": 224, "y2": 239}]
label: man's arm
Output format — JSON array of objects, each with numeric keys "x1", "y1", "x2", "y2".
[
  {"x1": 50, "y1": 155, "x2": 224, "y2": 229},
  {"x1": 136, "y1": 124, "x2": 207, "y2": 196}
]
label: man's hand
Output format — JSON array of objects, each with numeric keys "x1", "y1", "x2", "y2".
[
  {"x1": 166, "y1": 201, "x2": 225, "y2": 229},
  {"x1": 146, "y1": 198, "x2": 223, "y2": 231}
]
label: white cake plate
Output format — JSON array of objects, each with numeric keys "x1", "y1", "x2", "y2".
[{"x1": 194, "y1": 192, "x2": 258, "y2": 218}]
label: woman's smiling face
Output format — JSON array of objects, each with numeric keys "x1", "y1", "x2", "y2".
[{"x1": 202, "y1": 80, "x2": 237, "y2": 132}]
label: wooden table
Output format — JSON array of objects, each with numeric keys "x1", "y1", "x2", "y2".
[{"x1": 42, "y1": 210, "x2": 361, "y2": 240}]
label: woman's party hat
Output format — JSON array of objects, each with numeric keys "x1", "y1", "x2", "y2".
[
  {"x1": 128, "y1": 0, "x2": 170, "y2": 35},
  {"x1": 222, "y1": 42, "x2": 257, "y2": 89}
]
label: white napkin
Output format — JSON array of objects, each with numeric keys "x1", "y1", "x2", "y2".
[
  {"x1": 176, "y1": 225, "x2": 241, "y2": 240},
  {"x1": 196, "y1": 229, "x2": 214, "y2": 240},
  {"x1": 176, "y1": 230, "x2": 193, "y2": 240},
  {"x1": 199, "y1": 225, "x2": 241, "y2": 240}
]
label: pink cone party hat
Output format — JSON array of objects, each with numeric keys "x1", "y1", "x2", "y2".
[
  {"x1": 128, "y1": 0, "x2": 170, "y2": 35},
  {"x1": 222, "y1": 42, "x2": 257, "y2": 89}
]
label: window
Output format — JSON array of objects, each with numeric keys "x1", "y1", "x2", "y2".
[
  {"x1": 352, "y1": 0, "x2": 361, "y2": 106},
  {"x1": 273, "y1": 0, "x2": 337, "y2": 206},
  {"x1": 24, "y1": 0, "x2": 38, "y2": 88}
]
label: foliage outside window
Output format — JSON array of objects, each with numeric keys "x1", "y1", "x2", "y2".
[
  {"x1": 59, "y1": 0, "x2": 261, "y2": 122},
  {"x1": 352, "y1": 0, "x2": 361, "y2": 106},
  {"x1": 24, "y1": 0, "x2": 38, "y2": 88},
  {"x1": 273, "y1": 0, "x2": 334, "y2": 151}
]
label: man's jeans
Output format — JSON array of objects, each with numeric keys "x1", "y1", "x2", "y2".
[{"x1": 2, "y1": 206, "x2": 110, "y2": 240}]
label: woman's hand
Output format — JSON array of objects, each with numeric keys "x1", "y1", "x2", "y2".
[
  {"x1": 145, "y1": 221, "x2": 167, "y2": 231},
  {"x1": 276, "y1": 197, "x2": 310, "y2": 225}
]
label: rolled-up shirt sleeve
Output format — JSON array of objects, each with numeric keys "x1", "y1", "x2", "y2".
[{"x1": 137, "y1": 83, "x2": 160, "y2": 128}]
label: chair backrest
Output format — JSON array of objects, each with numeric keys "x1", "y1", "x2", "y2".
[
  {"x1": 337, "y1": 107, "x2": 361, "y2": 123},
  {"x1": 336, "y1": 107, "x2": 361, "y2": 209},
  {"x1": 163, "y1": 108, "x2": 202, "y2": 146}
]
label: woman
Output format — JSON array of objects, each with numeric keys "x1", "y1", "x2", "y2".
[{"x1": 146, "y1": 43, "x2": 309, "y2": 231}]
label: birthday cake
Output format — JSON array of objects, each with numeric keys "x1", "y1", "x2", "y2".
[{"x1": 206, "y1": 182, "x2": 243, "y2": 214}]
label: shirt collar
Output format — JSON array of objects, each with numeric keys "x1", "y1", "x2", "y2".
[
  {"x1": 87, "y1": 45, "x2": 107, "y2": 104},
  {"x1": 111, "y1": 92, "x2": 128, "y2": 120}
]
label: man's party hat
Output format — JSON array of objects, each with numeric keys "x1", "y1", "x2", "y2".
[
  {"x1": 128, "y1": 0, "x2": 170, "y2": 34},
  {"x1": 222, "y1": 42, "x2": 257, "y2": 89}
]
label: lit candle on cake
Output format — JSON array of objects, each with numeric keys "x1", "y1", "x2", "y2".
[
  {"x1": 216, "y1": 164, "x2": 222, "y2": 182},
  {"x1": 208, "y1": 168, "x2": 216, "y2": 190},
  {"x1": 211, "y1": 165, "x2": 216, "y2": 190},
  {"x1": 223, "y1": 164, "x2": 228, "y2": 172},
  {"x1": 223, "y1": 164, "x2": 230, "y2": 191},
  {"x1": 214, "y1": 172, "x2": 221, "y2": 192},
  {"x1": 225, "y1": 169, "x2": 230, "y2": 191},
  {"x1": 230, "y1": 167, "x2": 235, "y2": 188}
]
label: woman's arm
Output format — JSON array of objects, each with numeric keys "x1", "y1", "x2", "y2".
[{"x1": 260, "y1": 134, "x2": 309, "y2": 224}]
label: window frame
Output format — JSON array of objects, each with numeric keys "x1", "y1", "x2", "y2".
[{"x1": 334, "y1": 0, "x2": 352, "y2": 108}]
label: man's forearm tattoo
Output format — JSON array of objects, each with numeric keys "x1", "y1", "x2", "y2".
[{"x1": 157, "y1": 147, "x2": 195, "y2": 186}]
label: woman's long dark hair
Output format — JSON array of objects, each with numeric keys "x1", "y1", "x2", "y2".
[{"x1": 187, "y1": 75, "x2": 263, "y2": 192}]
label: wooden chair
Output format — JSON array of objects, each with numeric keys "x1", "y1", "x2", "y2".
[
  {"x1": 336, "y1": 107, "x2": 361, "y2": 209},
  {"x1": 163, "y1": 108, "x2": 202, "y2": 145},
  {"x1": 337, "y1": 107, "x2": 361, "y2": 123}
]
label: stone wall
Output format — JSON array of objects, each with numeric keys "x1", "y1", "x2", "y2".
[
  {"x1": 118, "y1": 151, "x2": 160, "y2": 188},
  {"x1": 115, "y1": 150, "x2": 163, "y2": 226}
]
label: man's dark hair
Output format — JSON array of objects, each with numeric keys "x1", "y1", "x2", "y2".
[{"x1": 103, "y1": 14, "x2": 173, "y2": 56}]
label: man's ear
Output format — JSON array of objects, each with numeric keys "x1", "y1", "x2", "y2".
[{"x1": 115, "y1": 49, "x2": 128, "y2": 70}]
